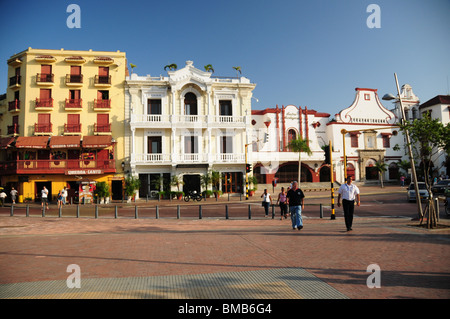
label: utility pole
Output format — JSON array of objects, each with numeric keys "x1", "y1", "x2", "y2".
[{"x1": 329, "y1": 141, "x2": 335, "y2": 220}]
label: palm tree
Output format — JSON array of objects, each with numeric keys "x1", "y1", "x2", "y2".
[
  {"x1": 204, "y1": 64, "x2": 214, "y2": 74},
  {"x1": 232, "y1": 66, "x2": 241, "y2": 78},
  {"x1": 374, "y1": 161, "x2": 388, "y2": 188},
  {"x1": 129, "y1": 63, "x2": 137, "y2": 74},
  {"x1": 164, "y1": 63, "x2": 178, "y2": 72},
  {"x1": 286, "y1": 138, "x2": 312, "y2": 184}
]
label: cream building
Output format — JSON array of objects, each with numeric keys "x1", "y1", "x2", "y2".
[{"x1": 126, "y1": 61, "x2": 256, "y2": 198}]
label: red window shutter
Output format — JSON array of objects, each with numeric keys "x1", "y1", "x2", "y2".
[
  {"x1": 70, "y1": 66, "x2": 81, "y2": 75},
  {"x1": 97, "y1": 114, "x2": 109, "y2": 124},
  {"x1": 41, "y1": 65, "x2": 51, "y2": 74},
  {"x1": 98, "y1": 67, "x2": 109, "y2": 76},
  {"x1": 40, "y1": 89, "x2": 51, "y2": 100},
  {"x1": 67, "y1": 114, "x2": 80, "y2": 125},
  {"x1": 38, "y1": 113, "x2": 50, "y2": 124}
]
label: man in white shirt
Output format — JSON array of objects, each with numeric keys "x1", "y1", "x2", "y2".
[
  {"x1": 337, "y1": 176, "x2": 360, "y2": 231},
  {"x1": 41, "y1": 186, "x2": 49, "y2": 210}
]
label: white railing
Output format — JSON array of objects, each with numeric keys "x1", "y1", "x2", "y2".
[
  {"x1": 131, "y1": 114, "x2": 171, "y2": 123},
  {"x1": 132, "y1": 153, "x2": 246, "y2": 165},
  {"x1": 130, "y1": 114, "x2": 246, "y2": 125},
  {"x1": 215, "y1": 116, "x2": 246, "y2": 124},
  {"x1": 216, "y1": 153, "x2": 245, "y2": 163},
  {"x1": 133, "y1": 153, "x2": 172, "y2": 163}
]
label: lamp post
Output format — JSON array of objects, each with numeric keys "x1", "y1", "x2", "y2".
[{"x1": 382, "y1": 73, "x2": 423, "y2": 219}]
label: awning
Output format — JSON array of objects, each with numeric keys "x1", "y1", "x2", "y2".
[
  {"x1": 82, "y1": 135, "x2": 112, "y2": 148},
  {"x1": 15, "y1": 136, "x2": 49, "y2": 149},
  {"x1": 0, "y1": 137, "x2": 15, "y2": 149},
  {"x1": 49, "y1": 136, "x2": 81, "y2": 149}
]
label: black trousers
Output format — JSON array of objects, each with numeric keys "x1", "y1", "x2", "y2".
[{"x1": 342, "y1": 199, "x2": 355, "y2": 230}]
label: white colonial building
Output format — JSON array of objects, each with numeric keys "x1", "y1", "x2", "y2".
[{"x1": 125, "y1": 61, "x2": 256, "y2": 197}]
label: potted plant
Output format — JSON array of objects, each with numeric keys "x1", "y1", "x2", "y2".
[
  {"x1": 94, "y1": 181, "x2": 110, "y2": 204},
  {"x1": 213, "y1": 190, "x2": 222, "y2": 198},
  {"x1": 248, "y1": 175, "x2": 258, "y2": 196},
  {"x1": 170, "y1": 175, "x2": 185, "y2": 200},
  {"x1": 124, "y1": 175, "x2": 141, "y2": 203}
]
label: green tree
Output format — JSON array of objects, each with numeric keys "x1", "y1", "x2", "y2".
[
  {"x1": 204, "y1": 64, "x2": 214, "y2": 74},
  {"x1": 124, "y1": 175, "x2": 141, "y2": 199},
  {"x1": 232, "y1": 66, "x2": 241, "y2": 78},
  {"x1": 374, "y1": 161, "x2": 388, "y2": 188},
  {"x1": 399, "y1": 114, "x2": 450, "y2": 228},
  {"x1": 129, "y1": 63, "x2": 137, "y2": 74},
  {"x1": 164, "y1": 63, "x2": 178, "y2": 72},
  {"x1": 286, "y1": 138, "x2": 312, "y2": 184}
]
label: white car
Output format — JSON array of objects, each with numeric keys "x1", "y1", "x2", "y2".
[{"x1": 407, "y1": 182, "x2": 429, "y2": 202}]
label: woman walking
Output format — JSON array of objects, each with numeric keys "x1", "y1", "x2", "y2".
[{"x1": 277, "y1": 187, "x2": 288, "y2": 219}]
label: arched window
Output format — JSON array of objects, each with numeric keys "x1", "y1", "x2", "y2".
[
  {"x1": 287, "y1": 129, "x2": 297, "y2": 151},
  {"x1": 184, "y1": 92, "x2": 197, "y2": 116}
]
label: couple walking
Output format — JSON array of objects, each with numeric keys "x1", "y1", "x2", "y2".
[{"x1": 261, "y1": 182, "x2": 304, "y2": 230}]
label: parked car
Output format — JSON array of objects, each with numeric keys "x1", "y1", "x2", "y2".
[
  {"x1": 407, "y1": 182, "x2": 429, "y2": 202},
  {"x1": 431, "y1": 179, "x2": 450, "y2": 195}
]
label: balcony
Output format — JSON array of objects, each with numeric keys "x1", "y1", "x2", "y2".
[
  {"x1": 7, "y1": 124, "x2": 19, "y2": 136},
  {"x1": 65, "y1": 98, "x2": 82, "y2": 110},
  {"x1": 7, "y1": 58, "x2": 22, "y2": 67},
  {"x1": 35, "y1": 55, "x2": 56, "y2": 63},
  {"x1": 36, "y1": 73, "x2": 54, "y2": 86},
  {"x1": 9, "y1": 75, "x2": 21, "y2": 89},
  {"x1": 94, "y1": 99, "x2": 111, "y2": 111},
  {"x1": 215, "y1": 153, "x2": 245, "y2": 163},
  {"x1": 65, "y1": 74, "x2": 83, "y2": 86},
  {"x1": 94, "y1": 123, "x2": 111, "y2": 134},
  {"x1": 64, "y1": 56, "x2": 86, "y2": 64},
  {"x1": 35, "y1": 98, "x2": 53, "y2": 110},
  {"x1": 8, "y1": 100, "x2": 20, "y2": 112},
  {"x1": 34, "y1": 123, "x2": 52, "y2": 135},
  {"x1": 6, "y1": 159, "x2": 116, "y2": 175},
  {"x1": 132, "y1": 153, "x2": 172, "y2": 164},
  {"x1": 93, "y1": 56, "x2": 114, "y2": 64},
  {"x1": 64, "y1": 123, "x2": 82, "y2": 135},
  {"x1": 94, "y1": 75, "x2": 111, "y2": 87}
]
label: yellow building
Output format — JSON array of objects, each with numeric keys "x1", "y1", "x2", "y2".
[{"x1": 0, "y1": 47, "x2": 127, "y2": 203}]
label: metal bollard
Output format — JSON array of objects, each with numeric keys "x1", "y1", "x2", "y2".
[
  {"x1": 271, "y1": 204, "x2": 275, "y2": 219},
  {"x1": 434, "y1": 198, "x2": 440, "y2": 222},
  {"x1": 59, "y1": 205, "x2": 62, "y2": 218},
  {"x1": 177, "y1": 205, "x2": 180, "y2": 219},
  {"x1": 76, "y1": 205, "x2": 80, "y2": 218},
  {"x1": 248, "y1": 204, "x2": 251, "y2": 219},
  {"x1": 95, "y1": 205, "x2": 98, "y2": 218},
  {"x1": 199, "y1": 205, "x2": 202, "y2": 219},
  {"x1": 156, "y1": 205, "x2": 159, "y2": 219},
  {"x1": 26, "y1": 204, "x2": 29, "y2": 217},
  {"x1": 115, "y1": 205, "x2": 118, "y2": 219},
  {"x1": 146, "y1": 194, "x2": 148, "y2": 203},
  {"x1": 135, "y1": 205, "x2": 138, "y2": 219},
  {"x1": 225, "y1": 205, "x2": 229, "y2": 219},
  {"x1": 320, "y1": 204, "x2": 323, "y2": 219},
  {"x1": 10, "y1": 203, "x2": 14, "y2": 217},
  {"x1": 42, "y1": 205, "x2": 45, "y2": 217}
]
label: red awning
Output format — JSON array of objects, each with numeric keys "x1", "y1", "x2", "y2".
[
  {"x1": 82, "y1": 135, "x2": 112, "y2": 148},
  {"x1": 0, "y1": 137, "x2": 15, "y2": 149},
  {"x1": 49, "y1": 136, "x2": 81, "y2": 149},
  {"x1": 15, "y1": 136, "x2": 49, "y2": 149}
]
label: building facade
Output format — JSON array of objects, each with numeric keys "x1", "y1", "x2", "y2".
[
  {"x1": 0, "y1": 48, "x2": 127, "y2": 202},
  {"x1": 126, "y1": 61, "x2": 256, "y2": 197}
]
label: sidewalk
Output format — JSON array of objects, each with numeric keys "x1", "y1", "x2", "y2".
[{"x1": 1, "y1": 199, "x2": 449, "y2": 299}]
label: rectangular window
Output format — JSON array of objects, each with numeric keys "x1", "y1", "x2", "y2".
[
  {"x1": 382, "y1": 134, "x2": 391, "y2": 148},
  {"x1": 148, "y1": 99, "x2": 162, "y2": 115},
  {"x1": 364, "y1": 94, "x2": 370, "y2": 101},
  {"x1": 220, "y1": 136, "x2": 233, "y2": 153},
  {"x1": 350, "y1": 134, "x2": 358, "y2": 148},
  {"x1": 184, "y1": 136, "x2": 198, "y2": 153},
  {"x1": 219, "y1": 100, "x2": 232, "y2": 116},
  {"x1": 97, "y1": 90, "x2": 109, "y2": 100},
  {"x1": 148, "y1": 136, "x2": 162, "y2": 153},
  {"x1": 69, "y1": 90, "x2": 81, "y2": 100}
]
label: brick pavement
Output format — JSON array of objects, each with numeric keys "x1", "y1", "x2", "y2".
[{"x1": 1, "y1": 204, "x2": 449, "y2": 300}]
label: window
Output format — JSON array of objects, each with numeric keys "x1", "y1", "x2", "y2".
[
  {"x1": 219, "y1": 100, "x2": 232, "y2": 116},
  {"x1": 350, "y1": 134, "x2": 359, "y2": 148},
  {"x1": 97, "y1": 90, "x2": 109, "y2": 100},
  {"x1": 221, "y1": 136, "x2": 233, "y2": 153},
  {"x1": 148, "y1": 136, "x2": 162, "y2": 153},
  {"x1": 364, "y1": 94, "x2": 370, "y2": 101},
  {"x1": 184, "y1": 136, "x2": 198, "y2": 153},
  {"x1": 67, "y1": 114, "x2": 81, "y2": 133},
  {"x1": 97, "y1": 66, "x2": 110, "y2": 84},
  {"x1": 148, "y1": 99, "x2": 162, "y2": 115},
  {"x1": 382, "y1": 134, "x2": 391, "y2": 148},
  {"x1": 69, "y1": 90, "x2": 81, "y2": 100},
  {"x1": 70, "y1": 66, "x2": 82, "y2": 83},
  {"x1": 184, "y1": 93, "x2": 197, "y2": 115}
]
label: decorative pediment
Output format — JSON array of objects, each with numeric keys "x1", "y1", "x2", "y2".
[
  {"x1": 169, "y1": 61, "x2": 212, "y2": 90},
  {"x1": 337, "y1": 88, "x2": 397, "y2": 124}
]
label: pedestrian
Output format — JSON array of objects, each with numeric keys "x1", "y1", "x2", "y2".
[
  {"x1": 276, "y1": 187, "x2": 288, "y2": 220},
  {"x1": 286, "y1": 181, "x2": 305, "y2": 230},
  {"x1": 0, "y1": 191, "x2": 6, "y2": 206},
  {"x1": 400, "y1": 176, "x2": 405, "y2": 187},
  {"x1": 62, "y1": 186, "x2": 68, "y2": 205},
  {"x1": 41, "y1": 186, "x2": 49, "y2": 210},
  {"x1": 10, "y1": 187, "x2": 18, "y2": 204},
  {"x1": 261, "y1": 189, "x2": 272, "y2": 217},
  {"x1": 337, "y1": 176, "x2": 360, "y2": 231},
  {"x1": 57, "y1": 191, "x2": 63, "y2": 208}
]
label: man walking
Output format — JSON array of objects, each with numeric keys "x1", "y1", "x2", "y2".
[
  {"x1": 41, "y1": 186, "x2": 49, "y2": 210},
  {"x1": 337, "y1": 176, "x2": 360, "y2": 231},
  {"x1": 286, "y1": 181, "x2": 305, "y2": 230}
]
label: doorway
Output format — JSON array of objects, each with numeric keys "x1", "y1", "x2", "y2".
[
  {"x1": 183, "y1": 175, "x2": 201, "y2": 194},
  {"x1": 35, "y1": 181, "x2": 52, "y2": 202},
  {"x1": 111, "y1": 180, "x2": 123, "y2": 200}
]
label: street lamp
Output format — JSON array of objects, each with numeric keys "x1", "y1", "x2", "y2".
[{"x1": 382, "y1": 73, "x2": 423, "y2": 219}]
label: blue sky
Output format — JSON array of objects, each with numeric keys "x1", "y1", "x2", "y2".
[{"x1": 1, "y1": 0, "x2": 449, "y2": 116}]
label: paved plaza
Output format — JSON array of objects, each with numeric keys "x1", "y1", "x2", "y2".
[{"x1": 1, "y1": 185, "x2": 449, "y2": 302}]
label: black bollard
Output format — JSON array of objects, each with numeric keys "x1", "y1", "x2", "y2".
[
  {"x1": 10, "y1": 203, "x2": 14, "y2": 217},
  {"x1": 199, "y1": 205, "x2": 202, "y2": 219},
  {"x1": 95, "y1": 205, "x2": 98, "y2": 218},
  {"x1": 76, "y1": 205, "x2": 80, "y2": 218},
  {"x1": 115, "y1": 205, "x2": 118, "y2": 219},
  {"x1": 225, "y1": 204, "x2": 229, "y2": 219},
  {"x1": 26, "y1": 204, "x2": 29, "y2": 217},
  {"x1": 156, "y1": 205, "x2": 159, "y2": 219},
  {"x1": 320, "y1": 204, "x2": 323, "y2": 219},
  {"x1": 135, "y1": 205, "x2": 138, "y2": 219},
  {"x1": 177, "y1": 205, "x2": 180, "y2": 219},
  {"x1": 248, "y1": 204, "x2": 251, "y2": 219}
]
